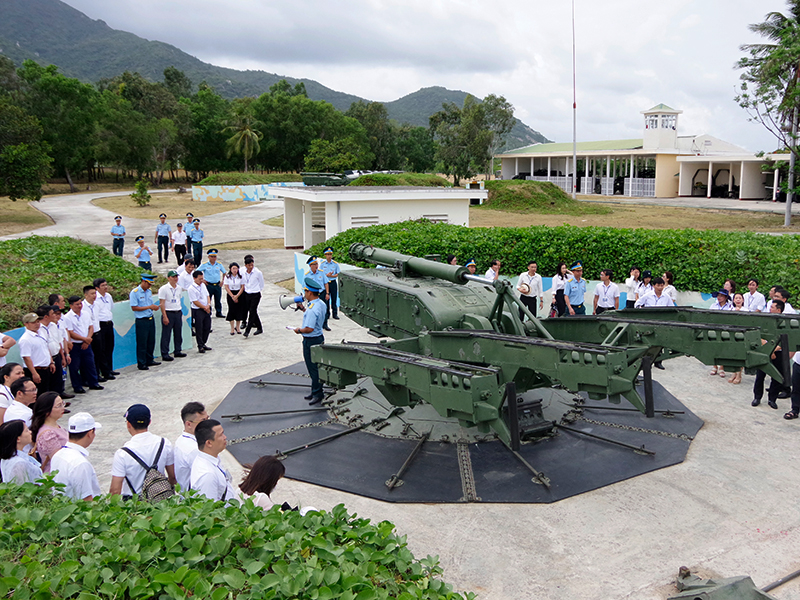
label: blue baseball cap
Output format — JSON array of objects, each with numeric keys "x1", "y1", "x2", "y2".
[{"x1": 125, "y1": 404, "x2": 151, "y2": 427}]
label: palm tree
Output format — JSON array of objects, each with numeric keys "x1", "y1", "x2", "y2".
[{"x1": 222, "y1": 99, "x2": 264, "y2": 172}]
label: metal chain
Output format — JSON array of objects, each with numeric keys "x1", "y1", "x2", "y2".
[
  {"x1": 271, "y1": 369, "x2": 311, "y2": 379},
  {"x1": 457, "y1": 441, "x2": 481, "y2": 502},
  {"x1": 575, "y1": 415, "x2": 693, "y2": 441},
  {"x1": 228, "y1": 418, "x2": 335, "y2": 446}
]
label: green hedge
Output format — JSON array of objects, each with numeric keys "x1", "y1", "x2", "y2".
[
  {"x1": 348, "y1": 173, "x2": 451, "y2": 187},
  {"x1": 0, "y1": 236, "x2": 150, "y2": 330},
  {"x1": 0, "y1": 480, "x2": 472, "y2": 600},
  {"x1": 310, "y1": 220, "x2": 800, "y2": 293},
  {"x1": 482, "y1": 180, "x2": 610, "y2": 215},
  {"x1": 198, "y1": 173, "x2": 304, "y2": 186}
]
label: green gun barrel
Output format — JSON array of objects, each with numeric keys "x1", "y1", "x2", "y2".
[{"x1": 349, "y1": 242, "x2": 470, "y2": 285}]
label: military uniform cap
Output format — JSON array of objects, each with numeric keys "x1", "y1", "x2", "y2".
[
  {"x1": 114, "y1": 215, "x2": 122, "y2": 220},
  {"x1": 306, "y1": 256, "x2": 319, "y2": 265},
  {"x1": 193, "y1": 218, "x2": 200, "y2": 223},
  {"x1": 207, "y1": 248, "x2": 218, "y2": 255},
  {"x1": 140, "y1": 273, "x2": 156, "y2": 282},
  {"x1": 135, "y1": 235, "x2": 144, "y2": 242},
  {"x1": 304, "y1": 276, "x2": 322, "y2": 292},
  {"x1": 571, "y1": 262, "x2": 583, "y2": 271},
  {"x1": 186, "y1": 212, "x2": 194, "y2": 218},
  {"x1": 323, "y1": 246, "x2": 334, "y2": 254},
  {"x1": 465, "y1": 259, "x2": 477, "y2": 267},
  {"x1": 159, "y1": 213, "x2": 167, "y2": 218}
]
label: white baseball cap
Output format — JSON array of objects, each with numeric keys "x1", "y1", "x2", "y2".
[{"x1": 68, "y1": 412, "x2": 103, "y2": 434}]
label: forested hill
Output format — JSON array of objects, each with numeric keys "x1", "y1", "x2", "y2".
[{"x1": 0, "y1": 0, "x2": 550, "y2": 148}]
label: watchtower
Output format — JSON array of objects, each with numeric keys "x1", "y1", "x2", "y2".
[{"x1": 642, "y1": 104, "x2": 682, "y2": 150}]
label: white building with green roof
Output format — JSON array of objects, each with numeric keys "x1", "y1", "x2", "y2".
[{"x1": 496, "y1": 104, "x2": 773, "y2": 200}]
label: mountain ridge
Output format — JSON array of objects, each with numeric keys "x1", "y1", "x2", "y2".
[{"x1": 0, "y1": 0, "x2": 550, "y2": 149}]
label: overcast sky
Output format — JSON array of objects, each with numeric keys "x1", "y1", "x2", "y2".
[{"x1": 63, "y1": 0, "x2": 790, "y2": 152}]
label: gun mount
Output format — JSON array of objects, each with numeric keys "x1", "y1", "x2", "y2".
[{"x1": 313, "y1": 244, "x2": 800, "y2": 449}]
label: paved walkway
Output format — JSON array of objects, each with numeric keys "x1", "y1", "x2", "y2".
[
  {"x1": 6, "y1": 191, "x2": 800, "y2": 599},
  {"x1": 582, "y1": 193, "x2": 800, "y2": 214}
]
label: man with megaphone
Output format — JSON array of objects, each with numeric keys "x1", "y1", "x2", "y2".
[{"x1": 292, "y1": 276, "x2": 327, "y2": 405}]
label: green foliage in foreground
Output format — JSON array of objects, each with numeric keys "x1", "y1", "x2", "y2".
[
  {"x1": 0, "y1": 480, "x2": 472, "y2": 600},
  {"x1": 198, "y1": 172, "x2": 304, "y2": 186},
  {"x1": 311, "y1": 220, "x2": 800, "y2": 293},
  {"x1": 482, "y1": 180, "x2": 610, "y2": 215},
  {"x1": 348, "y1": 173, "x2": 451, "y2": 187},
  {"x1": 0, "y1": 236, "x2": 146, "y2": 330},
  {"x1": 129, "y1": 179, "x2": 151, "y2": 207}
]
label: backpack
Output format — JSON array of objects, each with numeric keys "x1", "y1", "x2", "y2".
[{"x1": 122, "y1": 438, "x2": 175, "y2": 502}]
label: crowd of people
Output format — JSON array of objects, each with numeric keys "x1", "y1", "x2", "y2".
[{"x1": 0, "y1": 394, "x2": 299, "y2": 510}]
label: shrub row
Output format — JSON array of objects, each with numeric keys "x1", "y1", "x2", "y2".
[
  {"x1": 348, "y1": 173, "x2": 451, "y2": 187},
  {"x1": 0, "y1": 236, "x2": 151, "y2": 330},
  {"x1": 0, "y1": 480, "x2": 472, "y2": 600},
  {"x1": 198, "y1": 173, "x2": 304, "y2": 186},
  {"x1": 309, "y1": 220, "x2": 800, "y2": 294}
]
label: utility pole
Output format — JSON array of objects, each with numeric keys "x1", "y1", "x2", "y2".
[
  {"x1": 571, "y1": 0, "x2": 578, "y2": 200},
  {"x1": 785, "y1": 106, "x2": 797, "y2": 227}
]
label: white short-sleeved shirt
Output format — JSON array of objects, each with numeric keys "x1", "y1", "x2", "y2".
[
  {"x1": 0, "y1": 334, "x2": 10, "y2": 367},
  {"x1": 635, "y1": 292, "x2": 674, "y2": 308},
  {"x1": 177, "y1": 272, "x2": 194, "y2": 291},
  {"x1": 190, "y1": 452, "x2": 240, "y2": 502},
  {"x1": 0, "y1": 385, "x2": 13, "y2": 409},
  {"x1": 0, "y1": 450, "x2": 42, "y2": 484},
  {"x1": 62, "y1": 310, "x2": 92, "y2": 342},
  {"x1": 594, "y1": 282, "x2": 620, "y2": 308},
  {"x1": 517, "y1": 272, "x2": 543, "y2": 298},
  {"x1": 242, "y1": 267, "x2": 264, "y2": 293},
  {"x1": 172, "y1": 230, "x2": 187, "y2": 245},
  {"x1": 223, "y1": 274, "x2": 242, "y2": 291},
  {"x1": 173, "y1": 432, "x2": 198, "y2": 491},
  {"x1": 158, "y1": 283, "x2": 183, "y2": 312},
  {"x1": 42, "y1": 322, "x2": 62, "y2": 356},
  {"x1": 188, "y1": 282, "x2": 210, "y2": 308},
  {"x1": 4, "y1": 400, "x2": 32, "y2": 426},
  {"x1": 82, "y1": 300, "x2": 101, "y2": 331},
  {"x1": 111, "y1": 431, "x2": 174, "y2": 496},
  {"x1": 625, "y1": 276, "x2": 639, "y2": 298},
  {"x1": 51, "y1": 442, "x2": 101, "y2": 500},
  {"x1": 484, "y1": 268, "x2": 498, "y2": 281},
  {"x1": 551, "y1": 274, "x2": 573, "y2": 293},
  {"x1": 663, "y1": 284, "x2": 678, "y2": 305},
  {"x1": 96, "y1": 293, "x2": 114, "y2": 322},
  {"x1": 744, "y1": 291, "x2": 766, "y2": 312},
  {"x1": 18, "y1": 329, "x2": 51, "y2": 368}
]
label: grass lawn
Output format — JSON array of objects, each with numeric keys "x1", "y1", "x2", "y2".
[
  {"x1": 262, "y1": 215, "x2": 284, "y2": 227},
  {"x1": 214, "y1": 239, "x2": 285, "y2": 251},
  {"x1": 0, "y1": 198, "x2": 53, "y2": 236},
  {"x1": 91, "y1": 193, "x2": 255, "y2": 220}
]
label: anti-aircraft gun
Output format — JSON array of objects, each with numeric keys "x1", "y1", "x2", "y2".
[{"x1": 312, "y1": 243, "x2": 800, "y2": 450}]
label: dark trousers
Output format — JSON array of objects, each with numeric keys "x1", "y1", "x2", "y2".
[
  {"x1": 569, "y1": 303, "x2": 586, "y2": 316},
  {"x1": 139, "y1": 261, "x2": 152, "y2": 271},
  {"x1": 303, "y1": 335, "x2": 325, "y2": 399},
  {"x1": 135, "y1": 317, "x2": 156, "y2": 367},
  {"x1": 50, "y1": 353, "x2": 65, "y2": 394},
  {"x1": 595, "y1": 306, "x2": 610, "y2": 315},
  {"x1": 555, "y1": 290, "x2": 567, "y2": 317},
  {"x1": 327, "y1": 280, "x2": 338, "y2": 319},
  {"x1": 244, "y1": 292, "x2": 262, "y2": 332},
  {"x1": 790, "y1": 363, "x2": 800, "y2": 414},
  {"x1": 68, "y1": 344, "x2": 99, "y2": 391},
  {"x1": 24, "y1": 366, "x2": 52, "y2": 395},
  {"x1": 157, "y1": 236, "x2": 170, "y2": 262},
  {"x1": 193, "y1": 308, "x2": 211, "y2": 348},
  {"x1": 519, "y1": 295, "x2": 538, "y2": 320},
  {"x1": 90, "y1": 332, "x2": 106, "y2": 380},
  {"x1": 625, "y1": 299, "x2": 636, "y2": 309},
  {"x1": 320, "y1": 290, "x2": 330, "y2": 329},
  {"x1": 191, "y1": 241, "x2": 203, "y2": 263},
  {"x1": 99, "y1": 321, "x2": 115, "y2": 377},
  {"x1": 160, "y1": 310, "x2": 183, "y2": 357},
  {"x1": 174, "y1": 244, "x2": 186, "y2": 266},
  {"x1": 112, "y1": 238, "x2": 124, "y2": 256},
  {"x1": 207, "y1": 283, "x2": 223, "y2": 316},
  {"x1": 754, "y1": 351, "x2": 784, "y2": 402}
]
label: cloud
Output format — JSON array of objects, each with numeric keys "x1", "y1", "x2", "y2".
[{"x1": 60, "y1": 0, "x2": 790, "y2": 151}]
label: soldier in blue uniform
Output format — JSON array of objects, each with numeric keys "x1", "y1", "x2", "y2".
[
  {"x1": 111, "y1": 216, "x2": 126, "y2": 257},
  {"x1": 130, "y1": 273, "x2": 161, "y2": 371},
  {"x1": 155, "y1": 213, "x2": 172, "y2": 264},
  {"x1": 321, "y1": 246, "x2": 341, "y2": 321},
  {"x1": 184, "y1": 213, "x2": 195, "y2": 262},
  {"x1": 196, "y1": 249, "x2": 227, "y2": 318},
  {"x1": 294, "y1": 276, "x2": 327, "y2": 404},
  {"x1": 188, "y1": 218, "x2": 204, "y2": 264},
  {"x1": 305, "y1": 256, "x2": 330, "y2": 331},
  {"x1": 133, "y1": 236, "x2": 153, "y2": 271}
]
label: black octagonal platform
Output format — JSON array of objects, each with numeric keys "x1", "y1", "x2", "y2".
[{"x1": 213, "y1": 362, "x2": 704, "y2": 503}]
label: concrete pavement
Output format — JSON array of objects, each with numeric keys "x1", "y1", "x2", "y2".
[{"x1": 6, "y1": 191, "x2": 800, "y2": 599}]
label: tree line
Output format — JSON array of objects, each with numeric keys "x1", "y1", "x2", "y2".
[{"x1": 0, "y1": 58, "x2": 515, "y2": 201}]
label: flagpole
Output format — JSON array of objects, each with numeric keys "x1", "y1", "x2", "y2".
[{"x1": 572, "y1": 0, "x2": 578, "y2": 200}]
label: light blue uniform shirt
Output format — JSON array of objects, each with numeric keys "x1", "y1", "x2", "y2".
[
  {"x1": 564, "y1": 278, "x2": 587, "y2": 306},
  {"x1": 188, "y1": 227, "x2": 204, "y2": 242},
  {"x1": 130, "y1": 285, "x2": 154, "y2": 318},
  {"x1": 322, "y1": 259, "x2": 340, "y2": 280},
  {"x1": 111, "y1": 224, "x2": 126, "y2": 237},
  {"x1": 306, "y1": 269, "x2": 328, "y2": 291},
  {"x1": 156, "y1": 222, "x2": 172, "y2": 236},
  {"x1": 135, "y1": 245, "x2": 152, "y2": 262},
  {"x1": 302, "y1": 298, "x2": 327, "y2": 337},
  {"x1": 197, "y1": 261, "x2": 226, "y2": 284}
]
